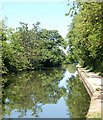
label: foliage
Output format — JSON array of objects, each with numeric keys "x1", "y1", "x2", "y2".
[
  {"x1": 66, "y1": 2, "x2": 103, "y2": 74},
  {"x1": 1, "y1": 19, "x2": 67, "y2": 74}
]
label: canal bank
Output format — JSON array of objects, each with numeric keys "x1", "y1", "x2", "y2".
[{"x1": 76, "y1": 64, "x2": 103, "y2": 118}]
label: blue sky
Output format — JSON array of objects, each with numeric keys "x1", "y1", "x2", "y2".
[{"x1": 1, "y1": 1, "x2": 73, "y2": 39}]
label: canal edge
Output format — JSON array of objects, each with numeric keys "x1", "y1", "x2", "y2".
[{"x1": 76, "y1": 64, "x2": 103, "y2": 119}]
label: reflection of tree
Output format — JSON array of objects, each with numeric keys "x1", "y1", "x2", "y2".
[
  {"x1": 2, "y1": 67, "x2": 65, "y2": 118},
  {"x1": 66, "y1": 64, "x2": 76, "y2": 73},
  {"x1": 65, "y1": 75, "x2": 91, "y2": 118},
  {"x1": 62, "y1": 64, "x2": 76, "y2": 74}
]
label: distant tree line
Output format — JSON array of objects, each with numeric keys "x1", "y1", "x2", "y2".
[
  {"x1": 66, "y1": 2, "x2": 103, "y2": 74},
  {"x1": 1, "y1": 19, "x2": 67, "y2": 74}
]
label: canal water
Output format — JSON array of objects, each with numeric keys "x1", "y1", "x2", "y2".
[{"x1": 2, "y1": 64, "x2": 91, "y2": 118}]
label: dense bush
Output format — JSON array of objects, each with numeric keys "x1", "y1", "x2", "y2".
[
  {"x1": 1, "y1": 19, "x2": 67, "y2": 74},
  {"x1": 66, "y1": 2, "x2": 103, "y2": 74}
]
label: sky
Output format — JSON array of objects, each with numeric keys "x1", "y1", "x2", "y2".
[
  {"x1": 1, "y1": 0, "x2": 69, "y2": 2},
  {"x1": 1, "y1": 0, "x2": 73, "y2": 39}
]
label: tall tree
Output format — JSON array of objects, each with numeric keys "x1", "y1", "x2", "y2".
[
  {"x1": 66, "y1": 2, "x2": 103, "y2": 74},
  {"x1": 1, "y1": 19, "x2": 67, "y2": 74}
]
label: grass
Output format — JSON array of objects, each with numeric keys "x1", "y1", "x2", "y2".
[
  {"x1": 85, "y1": 66, "x2": 103, "y2": 77},
  {"x1": 79, "y1": 68, "x2": 90, "y2": 78},
  {"x1": 95, "y1": 87, "x2": 101, "y2": 91}
]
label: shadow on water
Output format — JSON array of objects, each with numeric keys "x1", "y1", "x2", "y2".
[
  {"x1": 65, "y1": 75, "x2": 91, "y2": 118},
  {"x1": 1, "y1": 64, "x2": 91, "y2": 118}
]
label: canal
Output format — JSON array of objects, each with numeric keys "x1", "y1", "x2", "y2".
[{"x1": 2, "y1": 64, "x2": 91, "y2": 118}]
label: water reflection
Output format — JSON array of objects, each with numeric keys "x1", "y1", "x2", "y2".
[
  {"x1": 66, "y1": 64, "x2": 76, "y2": 73},
  {"x1": 65, "y1": 75, "x2": 91, "y2": 118},
  {"x1": 2, "y1": 67, "x2": 66, "y2": 118},
  {"x1": 1, "y1": 64, "x2": 90, "y2": 118}
]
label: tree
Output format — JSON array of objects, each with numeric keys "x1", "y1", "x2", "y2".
[
  {"x1": 1, "y1": 19, "x2": 67, "y2": 74},
  {"x1": 66, "y1": 2, "x2": 103, "y2": 74},
  {"x1": 37, "y1": 29, "x2": 66, "y2": 67}
]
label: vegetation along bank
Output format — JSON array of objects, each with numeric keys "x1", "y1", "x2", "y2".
[
  {"x1": 1, "y1": 2, "x2": 103, "y2": 76},
  {"x1": 1, "y1": 20, "x2": 67, "y2": 75}
]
